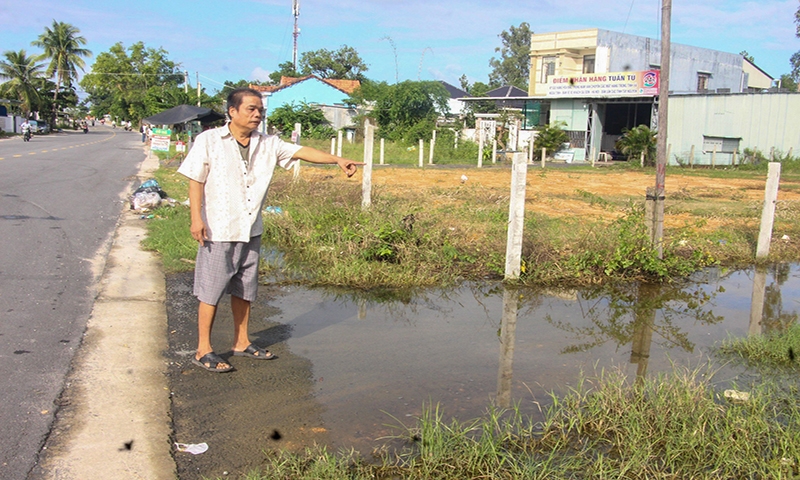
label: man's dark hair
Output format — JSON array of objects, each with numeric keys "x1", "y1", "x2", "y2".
[{"x1": 227, "y1": 87, "x2": 263, "y2": 112}]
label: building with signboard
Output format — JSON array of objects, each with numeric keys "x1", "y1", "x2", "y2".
[{"x1": 522, "y1": 28, "x2": 790, "y2": 163}]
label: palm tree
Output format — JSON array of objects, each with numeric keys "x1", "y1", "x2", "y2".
[
  {"x1": 616, "y1": 125, "x2": 657, "y2": 166},
  {"x1": 31, "y1": 20, "x2": 92, "y2": 126},
  {"x1": 0, "y1": 49, "x2": 44, "y2": 116}
]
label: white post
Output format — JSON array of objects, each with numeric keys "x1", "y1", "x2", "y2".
[
  {"x1": 454, "y1": 129, "x2": 459, "y2": 149},
  {"x1": 418, "y1": 139, "x2": 424, "y2": 167},
  {"x1": 337, "y1": 130, "x2": 343, "y2": 157},
  {"x1": 541, "y1": 147, "x2": 546, "y2": 169},
  {"x1": 429, "y1": 130, "x2": 436, "y2": 165},
  {"x1": 478, "y1": 126, "x2": 484, "y2": 168},
  {"x1": 362, "y1": 121, "x2": 374, "y2": 209},
  {"x1": 712, "y1": 145, "x2": 717, "y2": 168},
  {"x1": 504, "y1": 154, "x2": 528, "y2": 279},
  {"x1": 528, "y1": 138, "x2": 534, "y2": 164},
  {"x1": 380, "y1": 138, "x2": 385, "y2": 165},
  {"x1": 330, "y1": 137, "x2": 336, "y2": 155},
  {"x1": 640, "y1": 151, "x2": 645, "y2": 168},
  {"x1": 733, "y1": 148, "x2": 738, "y2": 166},
  {"x1": 492, "y1": 139, "x2": 497, "y2": 164},
  {"x1": 293, "y1": 123, "x2": 301, "y2": 180},
  {"x1": 756, "y1": 162, "x2": 781, "y2": 258},
  {"x1": 689, "y1": 144, "x2": 695, "y2": 168}
]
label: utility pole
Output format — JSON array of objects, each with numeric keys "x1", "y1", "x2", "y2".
[
  {"x1": 184, "y1": 71, "x2": 189, "y2": 93},
  {"x1": 653, "y1": 0, "x2": 671, "y2": 259},
  {"x1": 196, "y1": 72, "x2": 201, "y2": 107},
  {"x1": 292, "y1": 0, "x2": 300, "y2": 71}
]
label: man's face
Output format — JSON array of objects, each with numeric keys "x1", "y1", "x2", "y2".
[{"x1": 229, "y1": 95, "x2": 264, "y2": 132}]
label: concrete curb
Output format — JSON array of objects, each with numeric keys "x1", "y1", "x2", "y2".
[{"x1": 31, "y1": 152, "x2": 176, "y2": 479}]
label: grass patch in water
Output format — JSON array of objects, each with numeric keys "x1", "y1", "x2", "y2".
[
  {"x1": 719, "y1": 323, "x2": 800, "y2": 370},
  {"x1": 237, "y1": 365, "x2": 800, "y2": 479}
]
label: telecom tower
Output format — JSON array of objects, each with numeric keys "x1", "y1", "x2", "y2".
[{"x1": 292, "y1": 0, "x2": 300, "y2": 71}]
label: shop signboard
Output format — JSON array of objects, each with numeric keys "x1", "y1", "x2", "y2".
[
  {"x1": 546, "y1": 70, "x2": 659, "y2": 98},
  {"x1": 150, "y1": 128, "x2": 172, "y2": 152}
]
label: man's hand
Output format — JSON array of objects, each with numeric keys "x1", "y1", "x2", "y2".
[
  {"x1": 337, "y1": 158, "x2": 362, "y2": 177},
  {"x1": 190, "y1": 220, "x2": 208, "y2": 246},
  {"x1": 294, "y1": 146, "x2": 364, "y2": 177}
]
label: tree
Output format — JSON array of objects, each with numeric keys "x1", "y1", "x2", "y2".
[
  {"x1": 779, "y1": 73, "x2": 798, "y2": 92},
  {"x1": 80, "y1": 42, "x2": 186, "y2": 121},
  {"x1": 534, "y1": 122, "x2": 569, "y2": 161},
  {"x1": 616, "y1": 125, "x2": 657, "y2": 166},
  {"x1": 299, "y1": 45, "x2": 368, "y2": 81},
  {"x1": 31, "y1": 21, "x2": 91, "y2": 126},
  {"x1": 791, "y1": 3, "x2": 800, "y2": 84},
  {"x1": 268, "y1": 61, "x2": 300, "y2": 85},
  {"x1": 348, "y1": 80, "x2": 448, "y2": 142},
  {"x1": 267, "y1": 102, "x2": 334, "y2": 139},
  {"x1": 488, "y1": 22, "x2": 532, "y2": 90},
  {"x1": 0, "y1": 50, "x2": 44, "y2": 116},
  {"x1": 740, "y1": 50, "x2": 755, "y2": 63}
]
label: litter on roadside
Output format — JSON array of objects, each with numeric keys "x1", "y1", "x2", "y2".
[
  {"x1": 130, "y1": 178, "x2": 173, "y2": 212},
  {"x1": 174, "y1": 442, "x2": 208, "y2": 455}
]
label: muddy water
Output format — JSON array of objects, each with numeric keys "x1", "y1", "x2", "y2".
[{"x1": 165, "y1": 264, "x2": 799, "y2": 478}]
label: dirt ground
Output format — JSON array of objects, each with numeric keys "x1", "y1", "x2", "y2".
[
  {"x1": 297, "y1": 164, "x2": 800, "y2": 232},
  {"x1": 166, "y1": 272, "x2": 331, "y2": 479}
]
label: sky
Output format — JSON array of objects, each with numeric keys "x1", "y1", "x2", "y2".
[{"x1": 1, "y1": 0, "x2": 798, "y2": 95}]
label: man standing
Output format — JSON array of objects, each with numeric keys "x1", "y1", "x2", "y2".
[{"x1": 177, "y1": 87, "x2": 362, "y2": 372}]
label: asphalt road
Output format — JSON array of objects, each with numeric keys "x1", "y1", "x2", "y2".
[{"x1": 0, "y1": 126, "x2": 144, "y2": 479}]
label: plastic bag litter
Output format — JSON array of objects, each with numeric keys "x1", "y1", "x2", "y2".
[
  {"x1": 131, "y1": 191, "x2": 162, "y2": 211},
  {"x1": 175, "y1": 442, "x2": 208, "y2": 455},
  {"x1": 723, "y1": 389, "x2": 750, "y2": 403},
  {"x1": 130, "y1": 179, "x2": 169, "y2": 211}
]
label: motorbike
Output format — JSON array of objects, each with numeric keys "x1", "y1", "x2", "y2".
[
  {"x1": 23, "y1": 130, "x2": 31, "y2": 142},
  {"x1": 83, "y1": 125, "x2": 88, "y2": 134}
]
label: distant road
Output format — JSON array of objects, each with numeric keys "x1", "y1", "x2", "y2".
[{"x1": 0, "y1": 126, "x2": 144, "y2": 479}]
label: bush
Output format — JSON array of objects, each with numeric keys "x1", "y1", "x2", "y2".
[
  {"x1": 616, "y1": 125, "x2": 657, "y2": 166},
  {"x1": 533, "y1": 121, "x2": 569, "y2": 160},
  {"x1": 267, "y1": 101, "x2": 335, "y2": 140}
]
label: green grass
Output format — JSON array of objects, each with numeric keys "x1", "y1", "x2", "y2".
[
  {"x1": 237, "y1": 365, "x2": 800, "y2": 479},
  {"x1": 301, "y1": 136, "x2": 481, "y2": 166},
  {"x1": 719, "y1": 322, "x2": 800, "y2": 370}
]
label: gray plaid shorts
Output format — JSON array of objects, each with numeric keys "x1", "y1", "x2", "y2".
[{"x1": 193, "y1": 236, "x2": 261, "y2": 306}]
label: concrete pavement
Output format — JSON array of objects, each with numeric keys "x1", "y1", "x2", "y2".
[{"x1": 29, "y1": 151, "x2": 176, "y2": 479}]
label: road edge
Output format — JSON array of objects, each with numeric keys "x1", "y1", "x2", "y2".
[{"x1": 29, "y1": 151, "x2": 176, "y2": 479}]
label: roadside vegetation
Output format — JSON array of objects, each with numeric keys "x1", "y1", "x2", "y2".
[
  {"x1": 142, "y1": 151, "x2": 800, "y2": 289},
  {"x1": 239, "y1": 362, "x2": 800, "y2": 479}
]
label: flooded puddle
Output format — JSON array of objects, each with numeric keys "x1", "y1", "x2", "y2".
[{"x1": 266, "y1": 264, "x2": 800, "y2": 454}]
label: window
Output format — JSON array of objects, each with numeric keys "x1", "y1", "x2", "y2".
[
  {"x1": 583, "y1": 55, "x2": 595, "y2": 74},
  {"x1": 702, "y1": 135, "x2": 740, "y2": 153},
  {"x1": 697, "y1": 73, "x2": 710, "y2": 92},
  {"x1": 541, "y1": 56, "x2": 556, "y2": 83}
]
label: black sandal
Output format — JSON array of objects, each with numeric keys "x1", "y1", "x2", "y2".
[
  {"x1": 192, "y1": 352, "x2": 234, "y2": 372},
  {"x1": 233, "y1": 344, "x2": 277, "y2": 360}
]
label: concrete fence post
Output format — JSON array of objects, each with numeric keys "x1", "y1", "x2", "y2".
[
  {"x1": 541, "y1": 147, "x2": 546, "y2": 169},
  {"x1": 689, "y1": 145, "x2": 694, "y2": 168},
  {"x1": 711, "y1": 145, "x2": 717, "y2": 169},
  {"x1": 504, "y1": 154, "x2": 528, "y2": 280},
  {"x1": 492, "y1": 139, "x2": 497, "y2": 164},
  {"x1": 361, "y1": 121, "x2": 374, "y2": 210},
  {"x1": 429, "y1": 130, "x2": 436, "y2": 165},
  {"x1": 478, "y1": 129, "x2": 484, "y2": 168},
  {"x1": 756, "y1": 162, "x2": 781, "y2": 258},
  {"x1": 330, "y1": 137, "x2": 336, "y2": 155},
  {"x1": 336, "y1": 130, "x2": 343, "y2": 157},
  {"x1": 418, "y1": 139, "x2": 424, "y2": 167},
  {"x1": 380, "y1": 138, "x2": 385, "y2": 165}
]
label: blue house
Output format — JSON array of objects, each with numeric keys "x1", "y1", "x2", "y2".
[{"x1": 253, "y1": 76, "x2": 361, "y2": 131}]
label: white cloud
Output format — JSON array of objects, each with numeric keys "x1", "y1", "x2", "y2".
[{"x1": 250, "y1": 67, "x2": 272, "y2": 82}]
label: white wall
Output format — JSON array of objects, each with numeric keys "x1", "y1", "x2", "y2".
[{"x1": 668, "y1": 93, "x2": 800, "y2": 165}]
